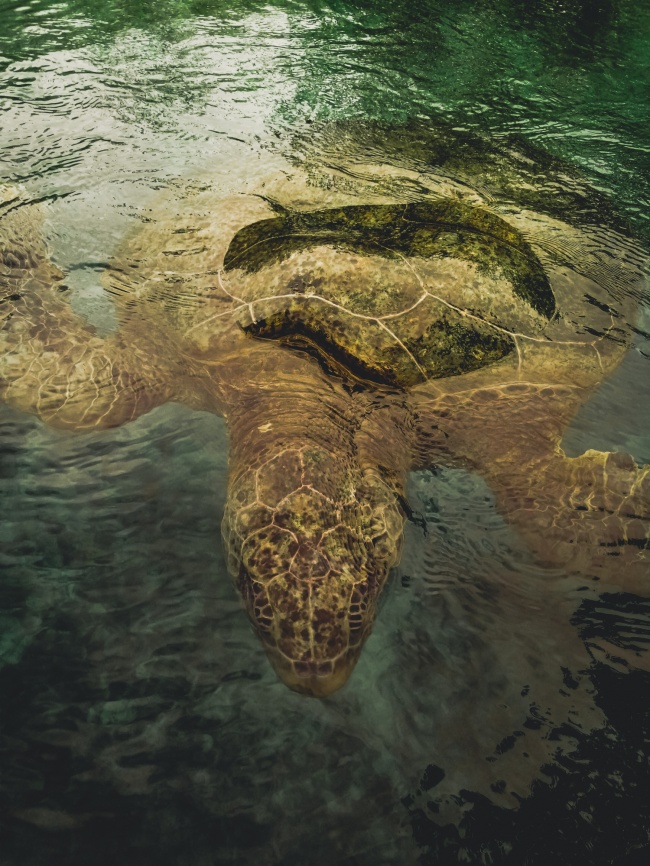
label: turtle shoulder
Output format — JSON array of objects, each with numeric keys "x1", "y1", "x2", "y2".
[{"x1": 102, "y1": 184, "x2": 273, "y2": 333}]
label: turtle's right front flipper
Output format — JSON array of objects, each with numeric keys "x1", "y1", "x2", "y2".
[{"x1": 1, "y1": 194, "x2": 172, "y2": 430}]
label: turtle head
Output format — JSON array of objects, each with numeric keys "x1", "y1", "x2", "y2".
[{"x1": 223, "y1": 443, "x2": 405, "y2": 696}]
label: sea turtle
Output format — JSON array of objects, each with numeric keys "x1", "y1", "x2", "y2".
[{"x1": 2, "y1": 121, "x2": 649, "y2": 697}]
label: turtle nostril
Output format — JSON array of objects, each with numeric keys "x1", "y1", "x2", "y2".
[{"x1": 293, "y1": 659, "x2": 334, "y2": 678}]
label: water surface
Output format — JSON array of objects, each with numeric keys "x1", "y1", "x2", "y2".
[{"x1": 1, "y1": 1, "x2": 650, "y2": 864}]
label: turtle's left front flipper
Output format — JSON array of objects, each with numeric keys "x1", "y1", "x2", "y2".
[
  {"x1": 412, "y1": 385, "x2": 650, "y2": 594},
  {"x1": 1, "y1": 193, "x2": 173, "y2": 430}
]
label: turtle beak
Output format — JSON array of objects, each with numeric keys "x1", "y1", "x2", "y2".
[{"x1": 266, "y1": 649, "x2": 359, "y2": 697}]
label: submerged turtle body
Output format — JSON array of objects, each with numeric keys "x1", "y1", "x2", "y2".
[
  {"x1": 222, "y1": 198, "x2": 621, "y2": 389},
  {"x1": 2, "y1": 121, "x2": 649, "y2": 696}
]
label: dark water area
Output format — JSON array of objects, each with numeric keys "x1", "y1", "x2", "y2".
[{"x1": 1, "y1": 1, "x2": 650, "y2": 864}]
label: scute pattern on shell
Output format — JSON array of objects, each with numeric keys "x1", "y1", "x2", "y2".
[
  {"x1": 224, "y1": 200, "x2": 555, "y2": 317},
  {"x1": 223, "y1": 199, "x2": 557, "y2": 388}
]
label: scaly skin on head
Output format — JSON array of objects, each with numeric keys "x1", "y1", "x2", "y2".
[{"x1": 221, "y1": 394, "x2": 406, "y2": 697}]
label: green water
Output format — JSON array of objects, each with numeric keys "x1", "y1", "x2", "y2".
[{"x1": 1, "y1": 1, "x2": 650, "y2": 864}]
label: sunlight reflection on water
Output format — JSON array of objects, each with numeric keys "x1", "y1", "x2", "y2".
[{"x1": 1, "y1": 2, "x2": 650, "y2": 864}]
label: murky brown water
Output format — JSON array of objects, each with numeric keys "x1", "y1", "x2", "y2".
[{"x1": 1, "y1": 2, "x2": 650, "y2": 864}]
